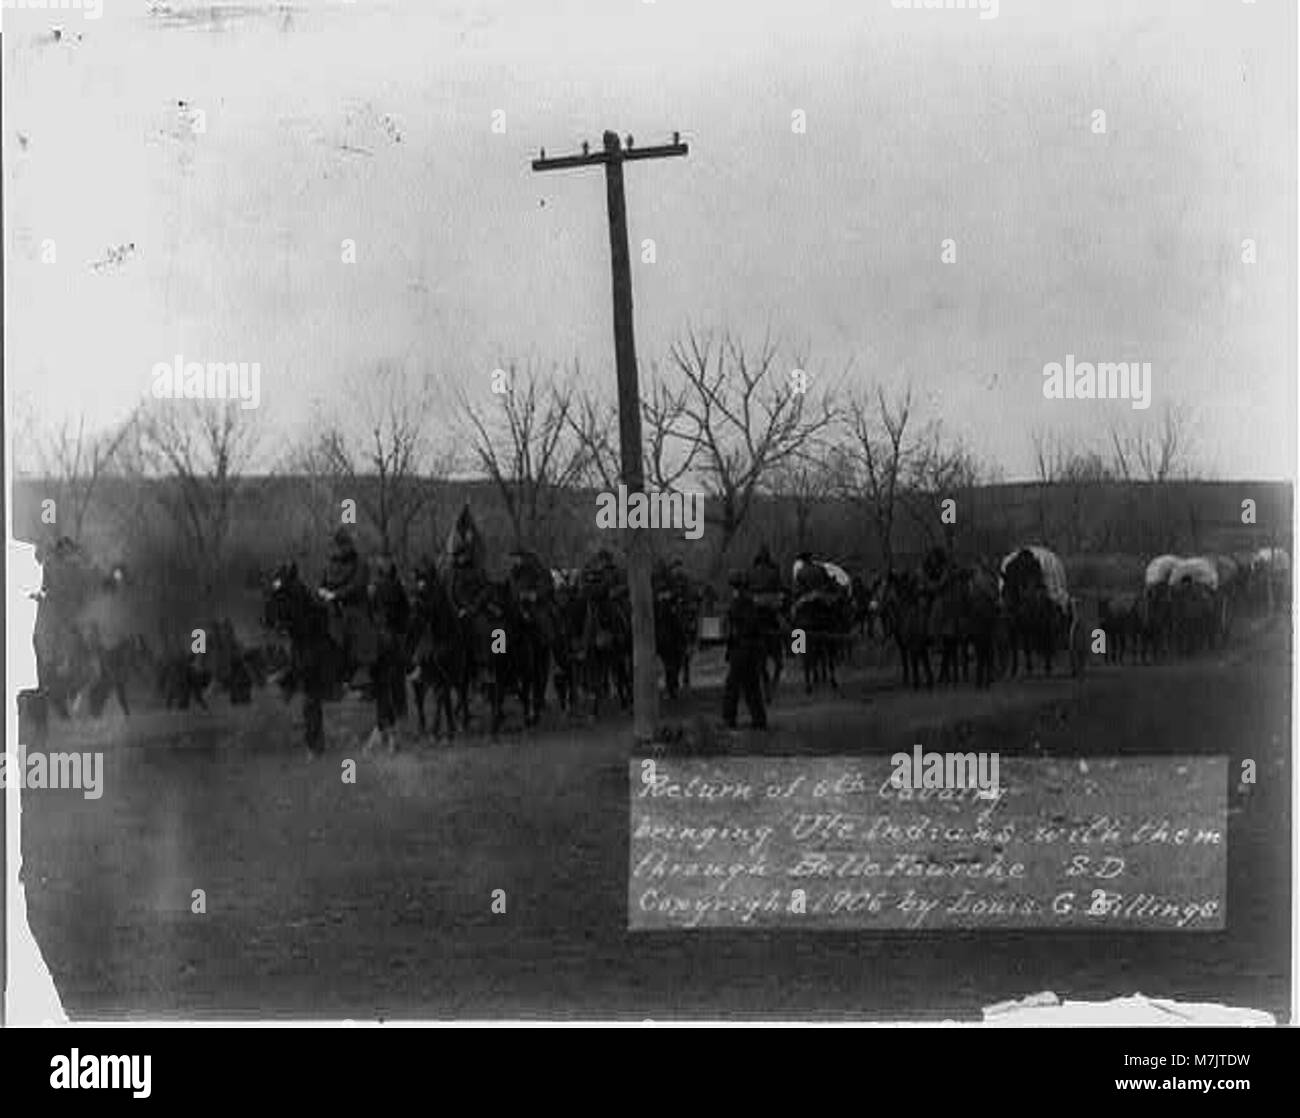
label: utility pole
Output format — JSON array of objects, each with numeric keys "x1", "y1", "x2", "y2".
[{"x1": 533, "y1": 130, "x2": 688, "y2": 743}]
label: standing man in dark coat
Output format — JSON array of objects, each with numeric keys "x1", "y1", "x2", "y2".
[{"x1": 723, "y1": 571, "x2": 768, "y2": 731}]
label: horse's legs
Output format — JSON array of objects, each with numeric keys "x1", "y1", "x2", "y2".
[
  {"x1": 114, "y1": 673, "x2": 131, "y2": 717},
  {"x1": 491, "y1": 676, "x2": 506, "y2": 735},
  {"x1": 304, "y1": 695, "x2": 324, "y2": 754},
  {"x1": 413, "y1": 675, "x2": 428, "y2": 735}
]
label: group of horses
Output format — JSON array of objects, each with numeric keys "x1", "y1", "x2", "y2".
[
  {"x1": 26, "y1": 536, "x2": 1290, "y2": 755},
  {"x1": 261, "y1": 554, "x2": 701, "y2": 753},
  {"x1": 1097, "y1": 548, "x2": 1289, "y2": 665},
  {"x1": 749, "y1": 547, "x2": 1079, "y2": 697},
  {"x1": 791, "y1": 543, "x2": 1290, "y2": 694}
]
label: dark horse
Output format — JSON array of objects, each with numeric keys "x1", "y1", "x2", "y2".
[
  {"x1": 409, "y1": 562, "x2": 472, "y2": 738},
  {"x1": 579, "y1": 588, "x2": 632, "y2": 715},
  {"x1": 931, "y1": 564, "x2": 1001, "y2": 688},
  {"x1": 1001, "y1": 549, "x2": 1075, "y2": 677},
  {"x1": 878, "y1": 569, "x2": 934, "y2": 689},
  {"x1": 460, "y1": 579, "x2": 546, "y2": 733},
  {"x1": 263, "y1": 562, "x2": 392, "y2": 754},
  {"x1": 791, "y1": 591, "x2": 844, "y2": 693}
]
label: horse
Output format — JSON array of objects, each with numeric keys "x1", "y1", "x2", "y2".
[
  {"x1": 791, "y1": 590, "x2": 844, "y2": 693},
  {"x1": 459, "y1": 578, "x2": 545, "y2": 732},
  {"x1": 263, "y1": 561, "x2": 387, "y2": 754},
  {"x1": 33, "y1": 575, "x2": 149, "y2": 721},
  {"x1": 931, "y1": 564, "x2": 1001, "y2": 688},
  {"x1": 1001, "y1": 548, "x2": 1075, "y2": 677},
  {"x1": 208, "y1": 618, "x2": 255, "y2": 705},
  {"x1": 1098, "y1": 593, "x2": 1144, "y2": 665},
  {"x1": 156, "y1": 646, "x2": 212, "y2": 711},
  {"x1": 409, "y1": 562, "x2": 472, "y2": 739},
  {"x1": 878, "y1": 569, "x2": 934, "y2": 689},
  {"x1": 1170, "y1": 576, "x2": 1218, "y2": 656},
  {"x1": 551, "y1": 580, "x2": 586, "y2": 714},
  {"x1": 578, "y1": 585, "x2": 632, "y2": 716},
  {"x1": 507, "y1": 581, "x2": 555, "y2": 727}
]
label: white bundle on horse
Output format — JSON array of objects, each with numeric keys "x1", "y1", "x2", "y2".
[
  {"x1": 1169, "y1": 557, "x2": 1218, "y2": 591},
  {"x1": 1144, "y1": 554, "x2": 1182, "y2": 589},
  {"x1": 1000, "y1": 546, "x2": 1071, "y2": 612},
  {"x1": 550, "y1": 568, "x2": 580, "y2": 593},
  {"x1": 1254, "y1": 547, "x2": 1291, "y2": 574},
  {"x1": 792, "y1": 558, "x2": 851, "y2": 592}
]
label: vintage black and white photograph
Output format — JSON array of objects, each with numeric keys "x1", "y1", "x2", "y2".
[{"x1": 3, "y1": 0, "x2": 1295, "y2": 1028}]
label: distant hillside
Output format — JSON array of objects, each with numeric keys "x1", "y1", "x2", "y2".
[{"x1": 13, "y1": 475, "x2": 1291, "y2": 587}]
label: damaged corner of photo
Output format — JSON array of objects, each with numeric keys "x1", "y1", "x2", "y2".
[{"x1": 6, "y1": 538, "x2": 70, "y2": 1025}]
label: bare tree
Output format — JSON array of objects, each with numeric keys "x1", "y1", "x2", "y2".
[
  {"x1": 135, "y1": 398, "x2": 260, "y2": 594},
  {"x1": 1030, "y1": 428, "x2": 1116, "y2": 552},
  {"x1": 461, "y1": 361, "x2": 590, "y2": 554},
  {"x1": 898, "y1": 420, "x2": 986, "y2": 553},
  {"x1": 767, "y1": 447, "x2": 839, "y2": 556},
  {"x1": 569, "y1": 362, "x2": 703, "y2": 496},
  {"x1": 843, "y1": 385, "x2": 920, "y2": 571},
  {"x1": 295, "y1": 362, "x2": 447, "y2": 566},
  {"x1": 31, "y1": 407, "x2": 140, "y2": 543},
  {"x1": 659, "y1": 327, "x2": 839, "y2": 572},
  {"x1": 1108, "y1": 401, "x2": 1193, "y2": 482},
  {"x1": 569, "y1": 389, "x2": 622, "y2": 494}
]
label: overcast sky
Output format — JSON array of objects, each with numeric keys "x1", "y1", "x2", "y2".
[{"x1": 5, "y1": 0, "x2": 1295, "y2": 480}]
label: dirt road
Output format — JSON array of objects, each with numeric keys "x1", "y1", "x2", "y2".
[{"x1": 17, "y1": 624, "x2": 1291, "y2": 1020}]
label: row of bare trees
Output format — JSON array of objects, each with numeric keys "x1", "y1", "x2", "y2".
[
  {"x1": 15, "y1": 398, "x2": 258, "y2": 594},
  {"x1": 458, "y1": 328, "x2": 994, "y2": 573},
  {"x1": 15, "y1": 330, "x2": 1200, "y2": 597},
  {"x1": 1030, "y1": 403, "x2": 1193, "y2": 552}
]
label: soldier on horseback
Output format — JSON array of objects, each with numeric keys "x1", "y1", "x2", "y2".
[
  {"x1": 447, "y1": 507, "x2": 491, "y2": 618},
  {"x1": 577, "y1": 547, "x2": 631, "y2": 710},
  {"x1": 319, "y1": 527, "x2": 370, "y2": 679},
  {"x1": 508, "y1": 549, "x2": 553, "y2": 607},
  {"x1": 793, "y1": 551, "x2": 832, "y2": 598}
]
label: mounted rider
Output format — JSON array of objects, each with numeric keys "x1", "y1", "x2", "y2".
[
  {"x1": 369, "y1": 551, "x2": 410, "y2": 643},
  {"x1": 320, "y1": 527, "x2": 371, "y2": 670},
  {"x1": 508, "y1": 548, "x2": 556, "y2": 651},
  {"x1": 581, "y1": 547, "x2": 628, "y2": 650},
  {"x1": 792, "y1": 550, "x2": 833, "y2": 599},
  {"x1": 508, "y1": 548, "x2": 554, "y2": 607},
  {"x1": 447, "y1": 505, "x2": 491, "y2": 618}
]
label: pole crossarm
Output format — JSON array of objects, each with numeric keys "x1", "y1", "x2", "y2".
[
  {"x1": 532, "y1": 142, "x2": 688, "y2": 172},
  {"x1": 532, "y1": 132, "x2": 688, "y2": 173}
]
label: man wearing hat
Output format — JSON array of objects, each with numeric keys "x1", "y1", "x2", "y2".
[{"x1": 723, "y1": 570, "x2": 767, "y2": 731}]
